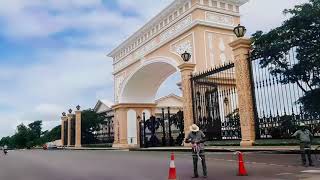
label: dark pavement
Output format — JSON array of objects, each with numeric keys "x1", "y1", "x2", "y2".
[{"x1": 0, "y1": 150, "x2": 320, "y2": 180}]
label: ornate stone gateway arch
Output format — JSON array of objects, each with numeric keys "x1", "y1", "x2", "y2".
[{"x1": 108, "y1": 0, "x2": 249, "y2": 148}]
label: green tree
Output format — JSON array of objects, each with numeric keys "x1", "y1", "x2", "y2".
[
  {"x1": 40, "y1": 125, "x2": 61, "y2": 143},
  {"x1": 28, "y1": 120, "x2": 42, "y2": 138},
  {"x1": 11, "y1": 124, "x2": 32, "y2": 149},
  {"x1": 0, "y1": 136, "x2": 13, "y2": 148},
  {"x1": 251, "y1": 0, "x2": 320, "y2": 115},
  {"x1": 81, "y1": 109, "x2": 105, "y2": 144},
  {"x1": 0, "y1": 120, "x2": 62, "y2": 149}
]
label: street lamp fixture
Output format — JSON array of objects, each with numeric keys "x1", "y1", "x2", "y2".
[
  {"x1": 62, "y1": 112, "x2": 66, "y2": 116},
  {"x1": 181, "y1": 51, "x2": 191, "y2": 62},
  {"x1": 233, "y1": 24, "x2": 246, "y2": 38},
  {"x1": 76, "y1": 105, "x2": 81, "y2": 110},
  {"x1": 68, "y1": 108, "x2": 72, "y2": 114}
]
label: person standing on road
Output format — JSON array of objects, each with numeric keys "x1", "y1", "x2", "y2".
[
  {"x1": 3, "y1": 145, "x2": 8, "y2": 155},
  {"x1": 292, "y1": 123, "x2": 314, "y2": 167},
  {"x1": 185, "y1": 124, "x2": 207, "y2": 178}
]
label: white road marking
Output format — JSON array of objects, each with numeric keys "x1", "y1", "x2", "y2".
[
  {"x1": 276, "y1": 173, "x2": 293, "y2": 176},
  {"x1": 301, "y1": 170, "x2": 320, "y2": 173}
]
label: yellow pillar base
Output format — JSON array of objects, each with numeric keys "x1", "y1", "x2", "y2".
[{"x1": 240, "y1": 140, "x2": 255, "y2": 147}]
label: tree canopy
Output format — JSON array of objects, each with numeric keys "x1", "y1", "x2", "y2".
[
  {"x1": 251, "y1": 0, "x2": 320, "y2": 115},
  {"x1": 81, "y1": 109, "x2": 105, "y2": 144},
  {"x1": 0, "y1": 121, "x2": 61, "y2": 149}
]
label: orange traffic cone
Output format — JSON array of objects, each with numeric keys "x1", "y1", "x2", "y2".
[
  {"x1": 168, "y1": 152, "x2": 177, "y2": 180},
  {"x1": 237, "y1": 151, "x2": 248, "y2": 176}
]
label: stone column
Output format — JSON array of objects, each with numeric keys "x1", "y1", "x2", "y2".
[
  {"x1": 229, "y1": 38, "x2": 256, "y2": 146},
  {"x1": 178, "y1": 63, "x2": 196, "y2": 138},
  {"x1": 112, "y1": 105, "x2": 126, "y2": 148},
  {"x1": 67, "y1": 113, "x2": 73, "y2": 146},
  {"x1": 75, "y1": 110, "x2": 82, "y2": 148},
  {"x1": 61, "y1": 115, "x2": 68, "y2": 146},
  {"x1": 112, "y1": 103, "x2": 156, "y2": 149}
]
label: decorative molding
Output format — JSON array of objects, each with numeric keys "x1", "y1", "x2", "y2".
[
  {"x1": 114, "y1": 72, "x2": 127, "y2": 103},
  {"x1": 134, "y1": 39, "x2": 157, "y2": 60},
  {"x1": 113, "y1": 15, "x2": 193, "y2": 74},
  {"x1": 108, "y1": 2, "x2": 243, "y2": 61},
  {"x1": 208, "y1": 32, "x2": 215, "y2": 66},
  {"x1": 173, "y1": 40, "x2": 193, "y2": 57},
  {"x1": 219, "y1": 37, "x2": 227, "y2": 64},
  {"x1": 205, "y1": 11, "x2": 234, "y2": 26},
  {"x1": 170, "y1": 32, "x2": 195, "y2": 63},
  {"x1": 160, "y1": 15, "x2": 192, "y2": 42},
  {"x1": 114, "y1": 56, "x2": 136, "y2": 73},
  {"x1": 109, "y1": 0, "x2": 193, "y2": 60}
]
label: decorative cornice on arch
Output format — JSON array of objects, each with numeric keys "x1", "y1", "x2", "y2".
[{"x1": 108, "y1": 0, "x2": 249, "y2": 64}]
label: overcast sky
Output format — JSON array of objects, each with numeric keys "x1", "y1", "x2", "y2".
[{"x1": 0, "y1": 0, "x2": 308, "y2": 137}]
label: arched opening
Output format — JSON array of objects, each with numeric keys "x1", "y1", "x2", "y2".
[
  {"x1": 120, "y1": 59, "x2": 179, "y2": 104},
  {"x1": 156, "y1": 71, "x2": 181, "y2": 99}
]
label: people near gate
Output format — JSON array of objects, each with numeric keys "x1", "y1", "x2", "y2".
[
  {"x1": 185, "y1": 124, "x2": 207, "y2": 178},
  {"x1": 292, "y1": 123, "x2": 314, "y2": 167}
]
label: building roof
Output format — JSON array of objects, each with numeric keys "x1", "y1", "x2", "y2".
[
  {"x1": 155, "y1": 93, "x2": 183, "y2": 103},
  {"x1": 94, "y1": 100, "x2": 114, "y2": 113}
]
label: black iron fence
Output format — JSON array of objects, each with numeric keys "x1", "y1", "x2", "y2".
[
  {"x1": 70, "y1": 117, "x2": 76, "y2": 145},
  {"x1": 191, "y1": 63, "x2": 241, "y2": 140},
  {"x1": 140, "y1": 108, "x2": 184, "y2": 147},
  {"x1": 251, "y1": 48, "x2": 320, "y2": 139}
]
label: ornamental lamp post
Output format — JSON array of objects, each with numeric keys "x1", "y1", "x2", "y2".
[
  {"x1": 233, "y1": 24, "x2": 247, "y2": 38},
  {"x1": 181, "y1": 51, "x2": 191, "y2": 62}
]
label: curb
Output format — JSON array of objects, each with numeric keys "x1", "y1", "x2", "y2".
[
  {"x1": 129, "y1": 148, "x2": 320, "y2": 154},
  {"x1": 57, "y1": 147, "x2": 128, "y2": 151}
]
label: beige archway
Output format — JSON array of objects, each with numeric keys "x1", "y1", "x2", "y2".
[
  {"x1": 120, "y1": 57, "x2": 180, "y2": 104},
  {"x1": 108, "y1": 0, "x2": 249, "y2": 148}
]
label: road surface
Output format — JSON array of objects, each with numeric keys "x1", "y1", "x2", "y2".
[{"x1": 0, "y1": 150, "x2": 319, "y2": 180}]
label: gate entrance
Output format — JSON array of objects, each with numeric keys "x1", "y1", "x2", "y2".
[
  {"x1": 107, "y1": 0, "x2": 250, "y2": 148},
  {"x1": 140, "y1": 108, "x2": 184, "y2": 147},
  {"x1": 191, "y1": 63, "x2": 241, "y2": 141}
]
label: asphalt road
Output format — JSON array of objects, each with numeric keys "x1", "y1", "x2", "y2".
[{"x1": 0, "y1": 150, "x2": 320, "y2": 180}]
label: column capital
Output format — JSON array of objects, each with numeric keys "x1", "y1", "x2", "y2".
[
  {"x1": 112, "y1": 103, "x2": 157, "y2": 110},
  {"x1": 178, "y1": 63, "x2": 196, "y2": 72},
  {"x1": 67, "y1": 113, "x2": 73, "y2": 118},
  {"x1": 61, "y1": 116, "x2": 68, "y2": 121},
  {"x1": 75, "y1": 110, "x2": 82, "y2": 114},
  {"x1": 229, "y1": 37, "x2": 251, "y2": 50}
]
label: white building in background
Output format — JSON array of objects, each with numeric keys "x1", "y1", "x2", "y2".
[
  {"x1": 155, "y1": 94, "x2": 183, "y2": 116},
  {"x1": 94, "y1": 100, "x2": 115, "y2": 142},
  {"x1": 92, "y1": 95, "x2": 183, "y2": 143}
]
